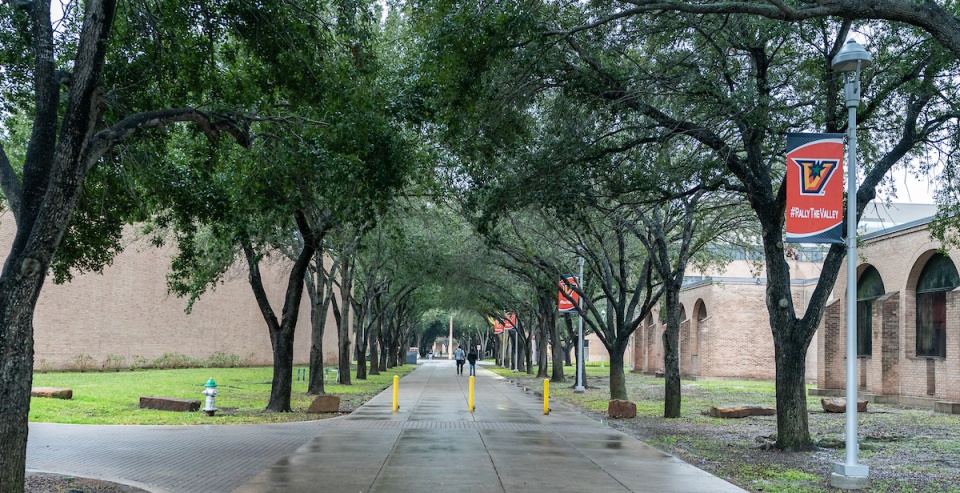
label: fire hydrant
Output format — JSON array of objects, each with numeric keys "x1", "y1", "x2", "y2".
[{"x1": 202, "y1": 378, "x2": 218, "y2": 416}]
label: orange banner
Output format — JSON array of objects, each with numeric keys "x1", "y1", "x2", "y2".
[
  {"x1": 558, "y1": 275, "x2": 579, "y2": 313},
  {"x1": 504, "y1": 312, "x2": 517, "y2": 330},
  {"x1": 785, "y1": 133, "x2": 845, "y2": 244}
]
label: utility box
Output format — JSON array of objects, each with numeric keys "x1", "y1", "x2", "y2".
[{"x1": 405, "y1": 347, "x2": 418, "y2": 364}]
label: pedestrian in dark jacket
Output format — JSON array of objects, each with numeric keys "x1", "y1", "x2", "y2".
[{"x1": 467, "y1": 349, "x2": 478, "y2": 376}]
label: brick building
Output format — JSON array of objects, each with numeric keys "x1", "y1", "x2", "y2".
[
  {"x1": 629, "y1": 258, "x2": 822, "y2": 381},
  {"x1": 0, "y1": 221, "x2": 342, "y2": 371},
  {"x1": 627, "y1": 202, "x2": 936, "y2": 383},
  {"x1": 815, "y1": 215, "x2": 960, "y2": 411}
]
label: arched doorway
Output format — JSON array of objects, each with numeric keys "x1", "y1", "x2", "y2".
[
  {"x1": 856, "y1": 266, "x2": 885, "y2": 358},
  {"x1": 915, "y1": 254, "x2": 960, "y2": 359}
]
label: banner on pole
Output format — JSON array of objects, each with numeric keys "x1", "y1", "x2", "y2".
[
  {"x1": 488, "y1": 316, "x2": 504, "y2": 334},
  {"x1": 785, "y1": 133, "x2": 845, "y2": 244},
  {"x1": 558, "y1": 275, "x2": 579, "y2": 313},
  {"x1": 504, "y1": 312, "x2": 517, "y2": 331}
]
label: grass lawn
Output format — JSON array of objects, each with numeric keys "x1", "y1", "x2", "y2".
[{"x1": 30, "y1": 364, "x2": 416, "y2": 425}]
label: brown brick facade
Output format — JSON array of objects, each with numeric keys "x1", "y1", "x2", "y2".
[
  {"x1": 816, "y1": 222, "x2": 960, "y2": 405},
  {"x1": 1, "y1": 222, "x2": 343, "y2": 370},
  {"x1": 632, "y1": 280, "x2": 818, "y2": 381}
]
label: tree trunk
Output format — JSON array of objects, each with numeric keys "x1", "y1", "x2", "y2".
[
  {"x1": 355, "y1": 309, "x2": 367, "y2": 380},
  {"x1": 662, "y1": 287, "x2": 681, "y2": 418},
  {"x1": 337, "y1": 258, "x2": 353, "y2": 385},
  {"x1": 243, "y1": 219, "x2": 315, "y2": 413},
  {"x1": 266, "y1": 323, "x2": 296, "y2": 411},
  {"x1": 763, "y1": 229, "x2": 820, "y2": 450},
  {"x1": 537, "y1": 316, "x2": 549, "y2": 378},
  {"x1": 562, "y1": 314, "x2": 575, "y2": 367},
  {"x1": 550, "y1": 313, "x2": 565, "y2": 382},
  {"x1": 523, "y1": 327, "x2": 533, "y2": 374},
  {"x1": 0, "y1": 277, "x2": 42, "y2": 493},
  {"x1": 386, "y1": 322, "x2": 398, "y2": 367},
  {"x1": 378, "y1": 331, "x2": 387, "y2": 371},
  {"x1": 774, "y1": 330, "x2": 814, "y2": 450},
  {"x1": 608, "y1": 347, "x2": 627, "y2": 401},
  {"x1": 307, "y1": 298, "x2": 325, "y2": 395},
  {"x1": 307, "y1": 251, "x2": 333, "y2": 395},
  {"x1": 368, "y1": 313, "x2": 380, "y2": 376}
]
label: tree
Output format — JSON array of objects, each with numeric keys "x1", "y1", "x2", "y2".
[
  {"x1": 546, "y1": 13, "x2": 959, "y2": 447},
  {"x1": 556, "y1": 210, "x2": 661, "y2": 401},
  {"x1": 304, "y1": 245, "x2": 340, "y2": 395},
  {"x1": 0, "y1": 1, "x2": 259, "y2": 489}
]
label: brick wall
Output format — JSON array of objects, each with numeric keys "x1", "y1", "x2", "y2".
[
  {"x1": 1, "y1": 222, "x2": 344, "y2": 370},
  {"x1": 634, "y1": 279, "x2": 816, "y2": 381},
  {"x1": 816, "y1": 221, "x2": 960, "y2": 403}
]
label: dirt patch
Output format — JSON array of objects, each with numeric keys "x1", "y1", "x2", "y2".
[{"x1": 25, "y1": 473, "x2": 147, "y2": 493}]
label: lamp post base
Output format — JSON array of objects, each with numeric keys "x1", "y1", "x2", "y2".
[
  {"x1": 573, "y1": 386, "x2": 585, "y2": 393},
  {"x1": 830, "y1": 464, "x2": 869, "y2": 489}
]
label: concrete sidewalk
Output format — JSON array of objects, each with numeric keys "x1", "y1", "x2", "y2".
[
  {"x1": 27, "y1": 361, "x2": 746, "y2": 492},
  {"x1": 233, "y1": 361, "x2": 747, "y2": 493}
]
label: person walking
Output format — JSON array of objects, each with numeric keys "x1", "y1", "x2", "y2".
[
  {"x1": 454, "y1": 346, "x2": 466, "y2": 375},
  {"x1": 467, "y1": 348, "x2": 478, "y2": 376}
]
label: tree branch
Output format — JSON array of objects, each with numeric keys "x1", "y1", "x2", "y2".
[
  {"x1": 0, "y1": 143, "x2": 22, "y2": 224},
  {"x1": 85, "y1": 108, "x2": 252, "y2": 172},
  {"x1": 614, "y1": 0, "x2": 960, "y2": 59}
]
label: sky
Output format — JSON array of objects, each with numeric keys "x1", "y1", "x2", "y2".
[{"x1": 879, "y1": 167, "x2": 937, "y2": 205}]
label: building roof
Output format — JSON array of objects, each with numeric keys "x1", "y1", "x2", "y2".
[{"x1": 859, "y1": 202, "x2": 936, "y2": 236}]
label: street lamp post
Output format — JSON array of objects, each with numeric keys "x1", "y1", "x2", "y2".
[
  {"x1": 574, "y1": 255, "x2": 586, "y2": 393},
  {"x1": 600, "y1": 309, "x2": 606, "y2": 368},
  {"x1": 830, "y1": 38, "x2": 871, "y2": 490}
]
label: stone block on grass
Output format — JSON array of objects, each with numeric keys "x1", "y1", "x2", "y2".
[
  {"x1": 306, "y1": 395, "x2": 341, "y2": 414},
  {"x1": 821, "y1": 398, "x2": 867, "y2": 413},
  {"x1": 31, "y1": 387, "x2": 73, "y2": 399},
  {"x1": 139, "y1": 396, "x2": 201, "y2": 412},
  {"x1": 608, "y1": 399, "x2": 637, "y2": 418},
  {"x1": 709, "y1": 405, "x2": 776, "y2": 419}
]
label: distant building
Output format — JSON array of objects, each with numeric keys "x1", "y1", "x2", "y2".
[
  {"x1": 0, "y1": 221, "x2": 343, "y2": 371},
  {"x1": 631, "y1": 253, "x2": 822, "y2": 381},
  {"x1": 629, "y1": 202, "x2": 936, "y2": 384}
]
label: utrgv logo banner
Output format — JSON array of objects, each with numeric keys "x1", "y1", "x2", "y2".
[
  {"x1": 786, "y1": 133, "x2": 845, "y2": 244},
  {"x1": 558, "y1": 275, "x2": 579, "y2": 313}
]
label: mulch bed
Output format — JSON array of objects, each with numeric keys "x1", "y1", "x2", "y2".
[{"x1": 25, "y1": 473, "x2": 146, "y2": 493}]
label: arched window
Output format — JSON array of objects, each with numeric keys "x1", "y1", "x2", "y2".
[
  {"x1": 697, "y1": 304, "x2": 708, "y2": 322},
  {"x1": 678, "y1": 306, "x2": 687, "y2": 322},
  {"x1": 856, "y1": 266, "x2": 884, "y2": 357},
  {"x1": 916, "y1": 254, "x2": 960, "y2": 358}
]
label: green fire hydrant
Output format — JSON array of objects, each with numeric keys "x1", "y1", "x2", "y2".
[{"x1": 201, "y1": 378, "x2": 218, "y2": 416}]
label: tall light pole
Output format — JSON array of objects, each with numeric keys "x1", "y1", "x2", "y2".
[
  {"x1": 574, "y1": 255, "x2": 586, "y2": 393},
  {"x1": 830, "y1": 38, "x2": 871, "y2": 490}
]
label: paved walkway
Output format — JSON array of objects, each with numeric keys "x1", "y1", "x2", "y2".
[{"x1": 28, "y1": 361, "x2": 746, "y2": 493}]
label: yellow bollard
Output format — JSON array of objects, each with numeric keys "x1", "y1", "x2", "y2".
[
  {"x1": 393, "y1": 374, "x2": 399, "y2": 412},
  {"x1": 469, "y1": 376, "x2": 475, "y2": 412},
  {"x1": 544, "y1": 379, "x2": 550, "y2": 415}
]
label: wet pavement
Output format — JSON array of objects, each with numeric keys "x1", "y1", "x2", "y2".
[
  {"x1": 233, "y1": 361, "x2": 746, "y2": 493},
  {"x1": 28, "y1": 361, "x2": 747, "y2": 492}
]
